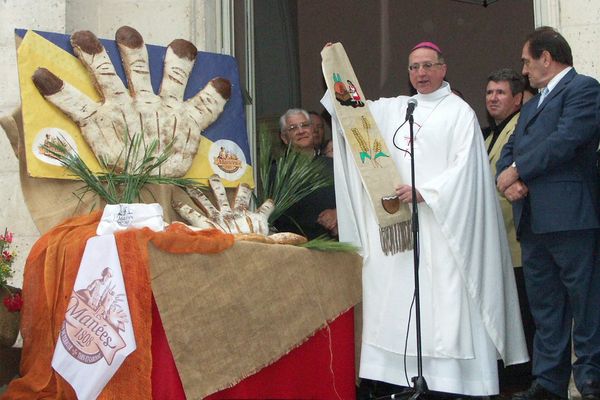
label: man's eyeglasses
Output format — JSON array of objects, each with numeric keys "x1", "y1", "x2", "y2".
[
  {"x1": 286, "y1": 121, "x2": 312, "y2": 134},
  {"x1": 408, "y1": 62, "x2": 444, "y2": 72}
]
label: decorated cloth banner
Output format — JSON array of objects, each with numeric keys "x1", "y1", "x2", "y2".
[
  {"x1": 321, "y1": 43, "x2": 412, "y2": 254},
  {"x1": 15, "y1": 28, "x2": 253, "y2": 187},
  {"x1": 52, "y1": 233, "x2": 136, "y2": 400}
]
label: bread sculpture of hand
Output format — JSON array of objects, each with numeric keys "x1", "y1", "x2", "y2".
[
  {"x1": 173, "y1": 175, "x2": 307, "y2": 245},
  {"x1": 32, "y1": 26, "x2": 231, "y2": 177}
]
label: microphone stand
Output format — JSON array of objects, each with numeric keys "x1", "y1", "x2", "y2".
[
  {"x1": 406, "y1": 111, "x2": 428, "y2": 400},
  {"x1": 385, "y1": 111, "x2": 429, "y2": 400}
]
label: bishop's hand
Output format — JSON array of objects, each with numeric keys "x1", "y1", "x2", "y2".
[
  {"x1": 32, "y1": 26, "x2": 231, "y2": 177},
  {"x1": 395, "y1": 184, "x2": 424, "y2": 203}
]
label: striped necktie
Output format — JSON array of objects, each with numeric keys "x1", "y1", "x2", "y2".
[{"x1": 538, "y1": 87, "x2": 549, "y2": 108}]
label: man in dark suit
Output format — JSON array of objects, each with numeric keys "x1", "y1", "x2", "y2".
[{"x1": 497, "y1": 26, "x2": 600, "y2": 400}]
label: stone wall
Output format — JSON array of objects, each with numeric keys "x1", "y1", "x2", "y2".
[
  {"x1": 535, "y1": 0, "x2": 600, "y2": 79},
  {"x1": 0, "y1": 0, "x2": 66, "y2": 288}
]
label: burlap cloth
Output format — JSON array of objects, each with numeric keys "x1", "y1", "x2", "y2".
[
  {"x1": 150, "y1": 241, "x2": 361, "y2": 398},
  {"x1": 1, "y1": 108, "x2": 363, "y2": 398}
]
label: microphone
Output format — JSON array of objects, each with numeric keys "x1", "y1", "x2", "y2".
[{"x1": 405, "y1": 98, "x2": 418, "y2": 121}]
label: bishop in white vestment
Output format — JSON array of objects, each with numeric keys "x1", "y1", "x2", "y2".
[{"x1": 322, "y1": 42, "x2": 528, "y2": 396}]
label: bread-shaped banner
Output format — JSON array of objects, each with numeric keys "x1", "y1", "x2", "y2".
[{"x1": 32, "y1": 26, "x2": 231, "y2": 177}]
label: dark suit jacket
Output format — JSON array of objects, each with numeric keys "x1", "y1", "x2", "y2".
[{"x1": 496, "y1": 68, "x2": 600, "y2": 234}]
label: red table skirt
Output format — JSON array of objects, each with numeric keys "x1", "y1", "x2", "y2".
[{"x1": 151, "y1": 299, "x2": 356, "y2": 400}]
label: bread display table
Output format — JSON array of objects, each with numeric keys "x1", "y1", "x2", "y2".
[{"x1": 1, "y1": 212, "x2": 362, "y2": 399}]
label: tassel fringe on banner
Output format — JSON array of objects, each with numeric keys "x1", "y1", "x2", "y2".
[{"x1": 380, "y1": 220, "x2": 413, "y2": 255}]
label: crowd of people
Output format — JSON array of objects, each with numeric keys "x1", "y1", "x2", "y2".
[{"x1": 273, "y1": 25, "x2": 600, "y2": 400}]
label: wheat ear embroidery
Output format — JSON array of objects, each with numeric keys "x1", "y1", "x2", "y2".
[
  {"x1": 351, "y1": 128, "x2": 371, "y2": 162},
  {"x1": 351, "y1": 116, "x2": 388, "y2": 167}
]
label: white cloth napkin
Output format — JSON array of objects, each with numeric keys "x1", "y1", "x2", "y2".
[
  {"x1": 96, "y1": 203, "x2": 165, "y2": 235},
  {"x1": 51, "y1": 234, "x2": 136, "y2": 399},
  {"x1": 53, "y1": 203, "x2": 163, "y2": 399}
]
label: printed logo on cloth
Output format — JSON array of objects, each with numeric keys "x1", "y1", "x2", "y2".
[
  {"x1": 114, "y1": 204, "x2": 134, "y2": 227},
  {"x1": 52, "y1": 234, "x2": 136, "y2": 400},
  {"x1": 59, "y1": 266, "x2": 128, "y2": 365}
]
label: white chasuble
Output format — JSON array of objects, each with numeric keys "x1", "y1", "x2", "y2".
[{"x1": 322, "y1": 82, "x2": 528, "y2": 396}]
